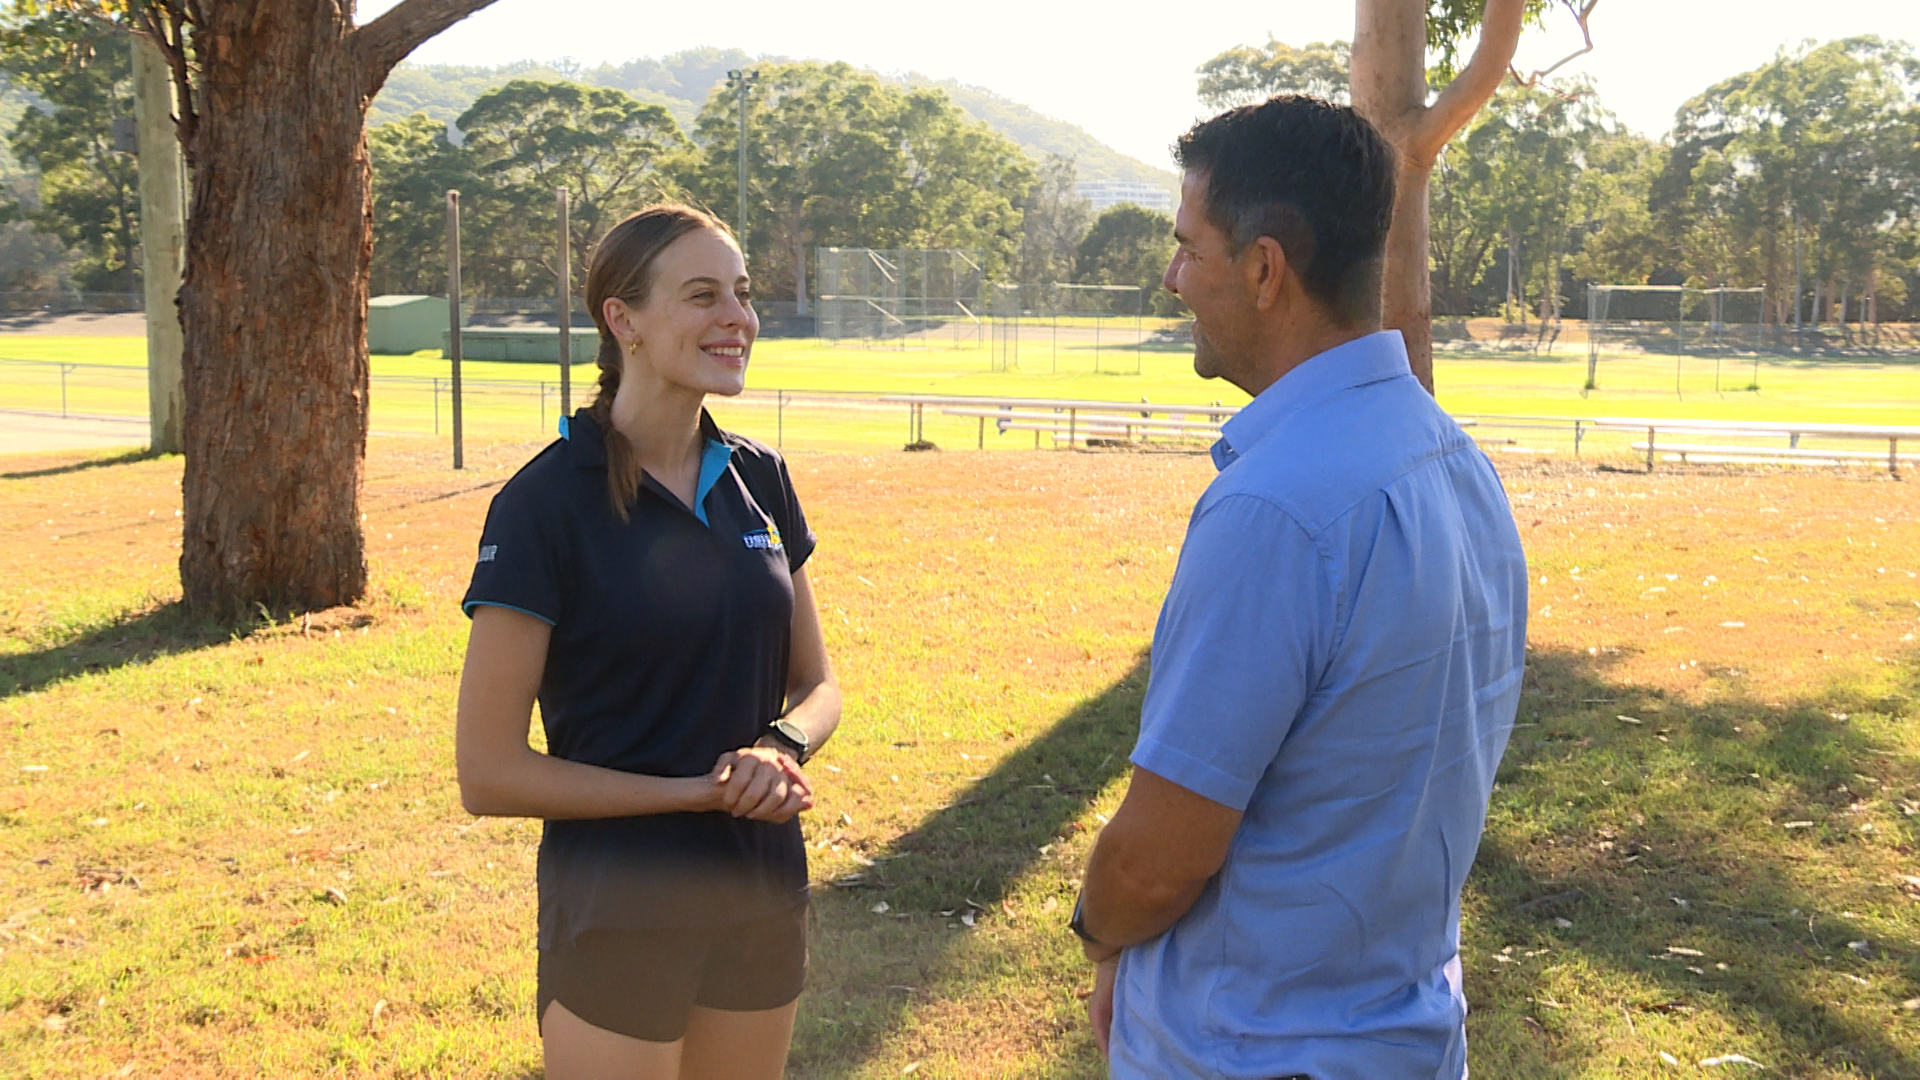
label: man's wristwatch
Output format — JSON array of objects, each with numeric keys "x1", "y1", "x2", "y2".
[
  {"x1": 1069, "y1": 892, "x2": 1100, "y2": 946},
  {"x1": 764, "y1": 718, "x2": 812, "y2": 764}
]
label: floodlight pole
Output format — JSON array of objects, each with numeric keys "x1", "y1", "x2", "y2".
[
  {"x1": 447, "y1": 190, "x2": 464, "y2": 471},
  {"x1": 557, "y1": 187, "x2": 571, "y2": 420},
  {"x1": 726, "y1": 68, "x2": 759, "y2": 243}
]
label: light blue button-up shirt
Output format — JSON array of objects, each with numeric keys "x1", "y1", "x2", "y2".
[{"x1": 1111, "y1": 331, "x2": 1528, "y2": 1080}]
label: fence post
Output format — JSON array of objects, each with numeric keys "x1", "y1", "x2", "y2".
[
  {"x1": 60, "y1": 363, "x2": 70, "y2": 418},
  {"x1": 777, "y1": 390, "x2": 785, "y2": 450},
  {"x1": 434, "y1": 377, "x2": 440, "y2": 435},
  {"x1": 1645, "y1": 425, "x2": 1656, "y2": 472},
  {"x1": 1573, "y1": 419, "x2": 1583, "y2": 459},
  {"x1": 448, "y1": 190, "x2": 465, "y2": 471}
]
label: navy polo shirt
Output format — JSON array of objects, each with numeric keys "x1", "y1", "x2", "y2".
[{"x1": 462, "y1": 408, "x2": 816, "y2": 943}]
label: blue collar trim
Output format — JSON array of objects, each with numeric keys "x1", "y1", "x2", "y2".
[{"x1": 693, "y1": 439, "x2": 733, "y2": 526}]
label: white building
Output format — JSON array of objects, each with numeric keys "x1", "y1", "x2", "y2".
[{"x1": 1075, "y1": 180, "x2": 1174, "y2": 215}]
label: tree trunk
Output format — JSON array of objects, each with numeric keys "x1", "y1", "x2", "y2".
[
  {"x1": 1352, "y1": 0, "x2": 1525, "y2": 394},
  {"x1": 177, "y1": 12, "x2": 370, "y2": 618},
  {"x1": 159, "y1": 0, "x2": 497, "y2": 620}
]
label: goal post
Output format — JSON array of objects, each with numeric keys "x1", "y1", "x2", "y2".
[
  {"x1": 814, "y1": 247, "x2": 985, "y2": 349},
  {"x1": 1585, "y1": 284, "x2": 1768, "y2": 393}
]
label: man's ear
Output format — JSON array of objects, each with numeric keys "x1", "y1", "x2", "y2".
[{"x1": 1248, "y1": 235, "x2": 1289, "y2": 312}]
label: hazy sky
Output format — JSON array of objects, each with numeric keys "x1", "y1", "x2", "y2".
[{"x1": 362, "y1": 0, "x2": 1919, "y2": 172}]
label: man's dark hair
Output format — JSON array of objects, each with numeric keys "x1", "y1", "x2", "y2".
[{"x1": 1174, "y1": 95, "x2": 1397, "y2": 327}]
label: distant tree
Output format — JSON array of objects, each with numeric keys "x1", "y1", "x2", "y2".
[
  {"x1": 1017, "y1": 154, "x2": 1092, "y2": 286},
  {"x1": 1075, "y1": 203, "x2": 1177, "y2": 314},
  {"x1": 1564, "y1": 130, "x2": 1669, "y2": 290},
  {"x1": 1668, "y1": 36, "x2": 1920, "y2": 325},
  {"x1": 1196, "y1": 39, "x2": 1350, "y2": 109},
  {"x1": 0, "y1": 12, "x2": 138, "y2": 293},
  {"x1": 368, "y1": 113, "x2": 475, "y2": 296},
  {"x1": 679, "y1": 61, "x2": 1029, "y2": 305},
  {"x1": 456, "y1": 79, "x2": 685, "y2": 294},
  {"x1": 1455, "y1": 83, "x2": 1602, "y2": 327}
]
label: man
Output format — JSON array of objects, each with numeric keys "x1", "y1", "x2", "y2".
[{"x1": 1071, "y1": 96, "x2": 1528, "y2": 1079}]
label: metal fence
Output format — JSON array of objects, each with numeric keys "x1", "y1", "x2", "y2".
[
  {"x1": 0, "y1": 291, "x2": 145, "y2": 314},
  {"x1": 4, "y1": 357, "x2": 1909, "y2": 471}
]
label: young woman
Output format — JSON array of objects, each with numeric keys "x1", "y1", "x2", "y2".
[{"x1": 455, "y1": 204, "x2": 840, "y2": 1080}]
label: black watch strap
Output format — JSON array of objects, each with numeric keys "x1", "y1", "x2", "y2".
[
  {"x1": 1069, "y1": 892, "x2": 1100, "y2": 946},
  {"x1": 767, "y1": 719, "x2": 811, "y2": 764}
]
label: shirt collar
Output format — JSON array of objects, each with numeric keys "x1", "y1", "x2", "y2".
[
  {"x1": 565, "y1": 407, "x2": 730, "y2": 471},
  {"x1": 1211, "y1": 330, "x2": 1412, "y2": 470}
]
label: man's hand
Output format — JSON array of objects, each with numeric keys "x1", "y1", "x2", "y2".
[
  {"x1": 1088, "y1": 955, "x2": 1119, "y2": 1059},
  {"x1": 710, "y1": 747, "x2": 814, "y2": 823}
]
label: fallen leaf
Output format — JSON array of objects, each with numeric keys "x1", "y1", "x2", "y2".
[
  {"x1": 1700, "y1": 1054, "x2": 1765, "y2": 1068},
  {"x1": 870, "y1": 901, "x2": 890, "y2": 915},
  {"x1": 1782, "y1": 821, "x2": 1814, "y2": 830},
  {"x1": 1666, "y1": 946, "x2": 1704, "y2": 957},
  {"x1": 1617, "y1": 715, "x2": 1644, "y2": 725}
]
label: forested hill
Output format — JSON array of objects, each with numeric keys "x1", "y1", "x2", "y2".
[{"x1": 369, "y1": 50, "x2": 1177, "y2": 193}]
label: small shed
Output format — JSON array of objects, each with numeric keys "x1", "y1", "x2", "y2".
[{"x1": 368, "y1": 295, "x2": 449, "y2": 355}]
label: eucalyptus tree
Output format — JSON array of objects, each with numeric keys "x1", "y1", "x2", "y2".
[
  {"x1": 0, "y1": 11, "x2": 139, "y2": 293},
  {"x1": 23, "y1": 0, "x2": 500, "y2": 618},
  {"x1": 456, "y1": 79, "x2": 686, "y2": 294},
  {"x1": 680, "y1": 61, "x2": 1029, "y2": 306}
]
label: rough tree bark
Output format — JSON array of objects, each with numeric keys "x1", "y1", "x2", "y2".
[
  {"x1": 133, "y1": 0, "x2": 496, "y2": 619},
  {"x1": 1351, "y1": 0, "x2": 1526, "y2": 393}
]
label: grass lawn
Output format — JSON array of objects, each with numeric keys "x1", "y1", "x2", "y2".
[
  {"x1": 3, "y1": 336, "x2": 1917, "y2": 456},
  {"x1": 2, "y1": 437, "x2": 1918, "y2": 1077}
]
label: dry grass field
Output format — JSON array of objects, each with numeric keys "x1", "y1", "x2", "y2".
[{"x1": 1, "y1": 438, "x2": 1917, "y2": 1077}]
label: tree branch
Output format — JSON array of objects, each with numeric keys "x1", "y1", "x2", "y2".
[
  {"x1": 1409, "y1": 0, "x2": 1529, "y2": 164},
  {"x1": 353, "y1": 0, "x2": 499, "y2": 93},
  {"x1": 1508, "y1": 0, "x2": 1598, "y2": 90},
  {"x1": 133, "y1": 0, "x2": 198, "y2": 157}
]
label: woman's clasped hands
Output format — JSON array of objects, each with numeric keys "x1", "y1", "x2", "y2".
[{"x1": 707, "y1": 747, "x2": 814, "y2": 823}]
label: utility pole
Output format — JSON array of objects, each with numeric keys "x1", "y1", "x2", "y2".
[
  {"x1": 725, "y1": 68, "x2": 759, "y2": 241},
  {"x1": 447, "y1": 191, "x2": 464, "y2": 471},
  {"x1": 557, "y1": 187, "x2": 571, "y2": 419},
  {"x1": 131, "y1": 35, "x2": 186, "y2": 455}
]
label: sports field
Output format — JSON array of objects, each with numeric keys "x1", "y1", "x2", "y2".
[
  {"x1": 1, "y1": 334, "x2": 1915, "y2": 461},
  {"x1": 2, "y1": 431, "x2": 1917, "y2": 1077}
]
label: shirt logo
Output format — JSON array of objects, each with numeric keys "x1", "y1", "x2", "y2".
[
  {"x1": 477, "y1": 544, "x2": 497, "y2": 563},
  {"x1": 742, "y1": 525, "x2": 784, "y2": 551}
]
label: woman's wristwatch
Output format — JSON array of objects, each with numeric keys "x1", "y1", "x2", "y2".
[{"x1": 763, "y1": 719, "x2": 812, "y2": 764}]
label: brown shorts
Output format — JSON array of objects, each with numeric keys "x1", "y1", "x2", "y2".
[{"x1": 537, "y1": 904, "x2": 808, "y2": 1043}]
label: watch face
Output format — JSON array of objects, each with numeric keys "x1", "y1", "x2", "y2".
[{"x1": 772, "y1": 720, "x2": 809, "y2": 759}]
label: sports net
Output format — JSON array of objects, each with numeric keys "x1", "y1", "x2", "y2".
[
  {"x1": 1585, "y1": 285, "x2": 1768, "y2": 392},
  {"x1": 814, "y1": 248, "x2": 986, "y2": 348}
]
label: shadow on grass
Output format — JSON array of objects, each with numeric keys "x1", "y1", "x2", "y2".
[
  {"x1": 0, "y1": 446, "x2": 164, "y2": 480},
  {"x1": 0, "y1": 601, "x2": 255, "y2": 699},
  {"x1": 791, "y1": 656, "x2": 1147, "y2": 1074},
  {"x1": 1465, "y1": 645, "x2": 1920, "y2": 1075}
]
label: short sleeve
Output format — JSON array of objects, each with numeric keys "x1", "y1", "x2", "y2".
[
  {"x1": 1130, "y1": 494, "x2": 1338, "y2": 811},
  {"x1": 461, "y1": 483, "x2": 564, "y2": 626},
  {"x1": 775, "y1": 456, "x2": 817, "y2": 574}
]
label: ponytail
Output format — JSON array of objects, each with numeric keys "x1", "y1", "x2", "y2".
[{"x1": 584, "y1": 204, "x2": 732, "y2": 520}]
